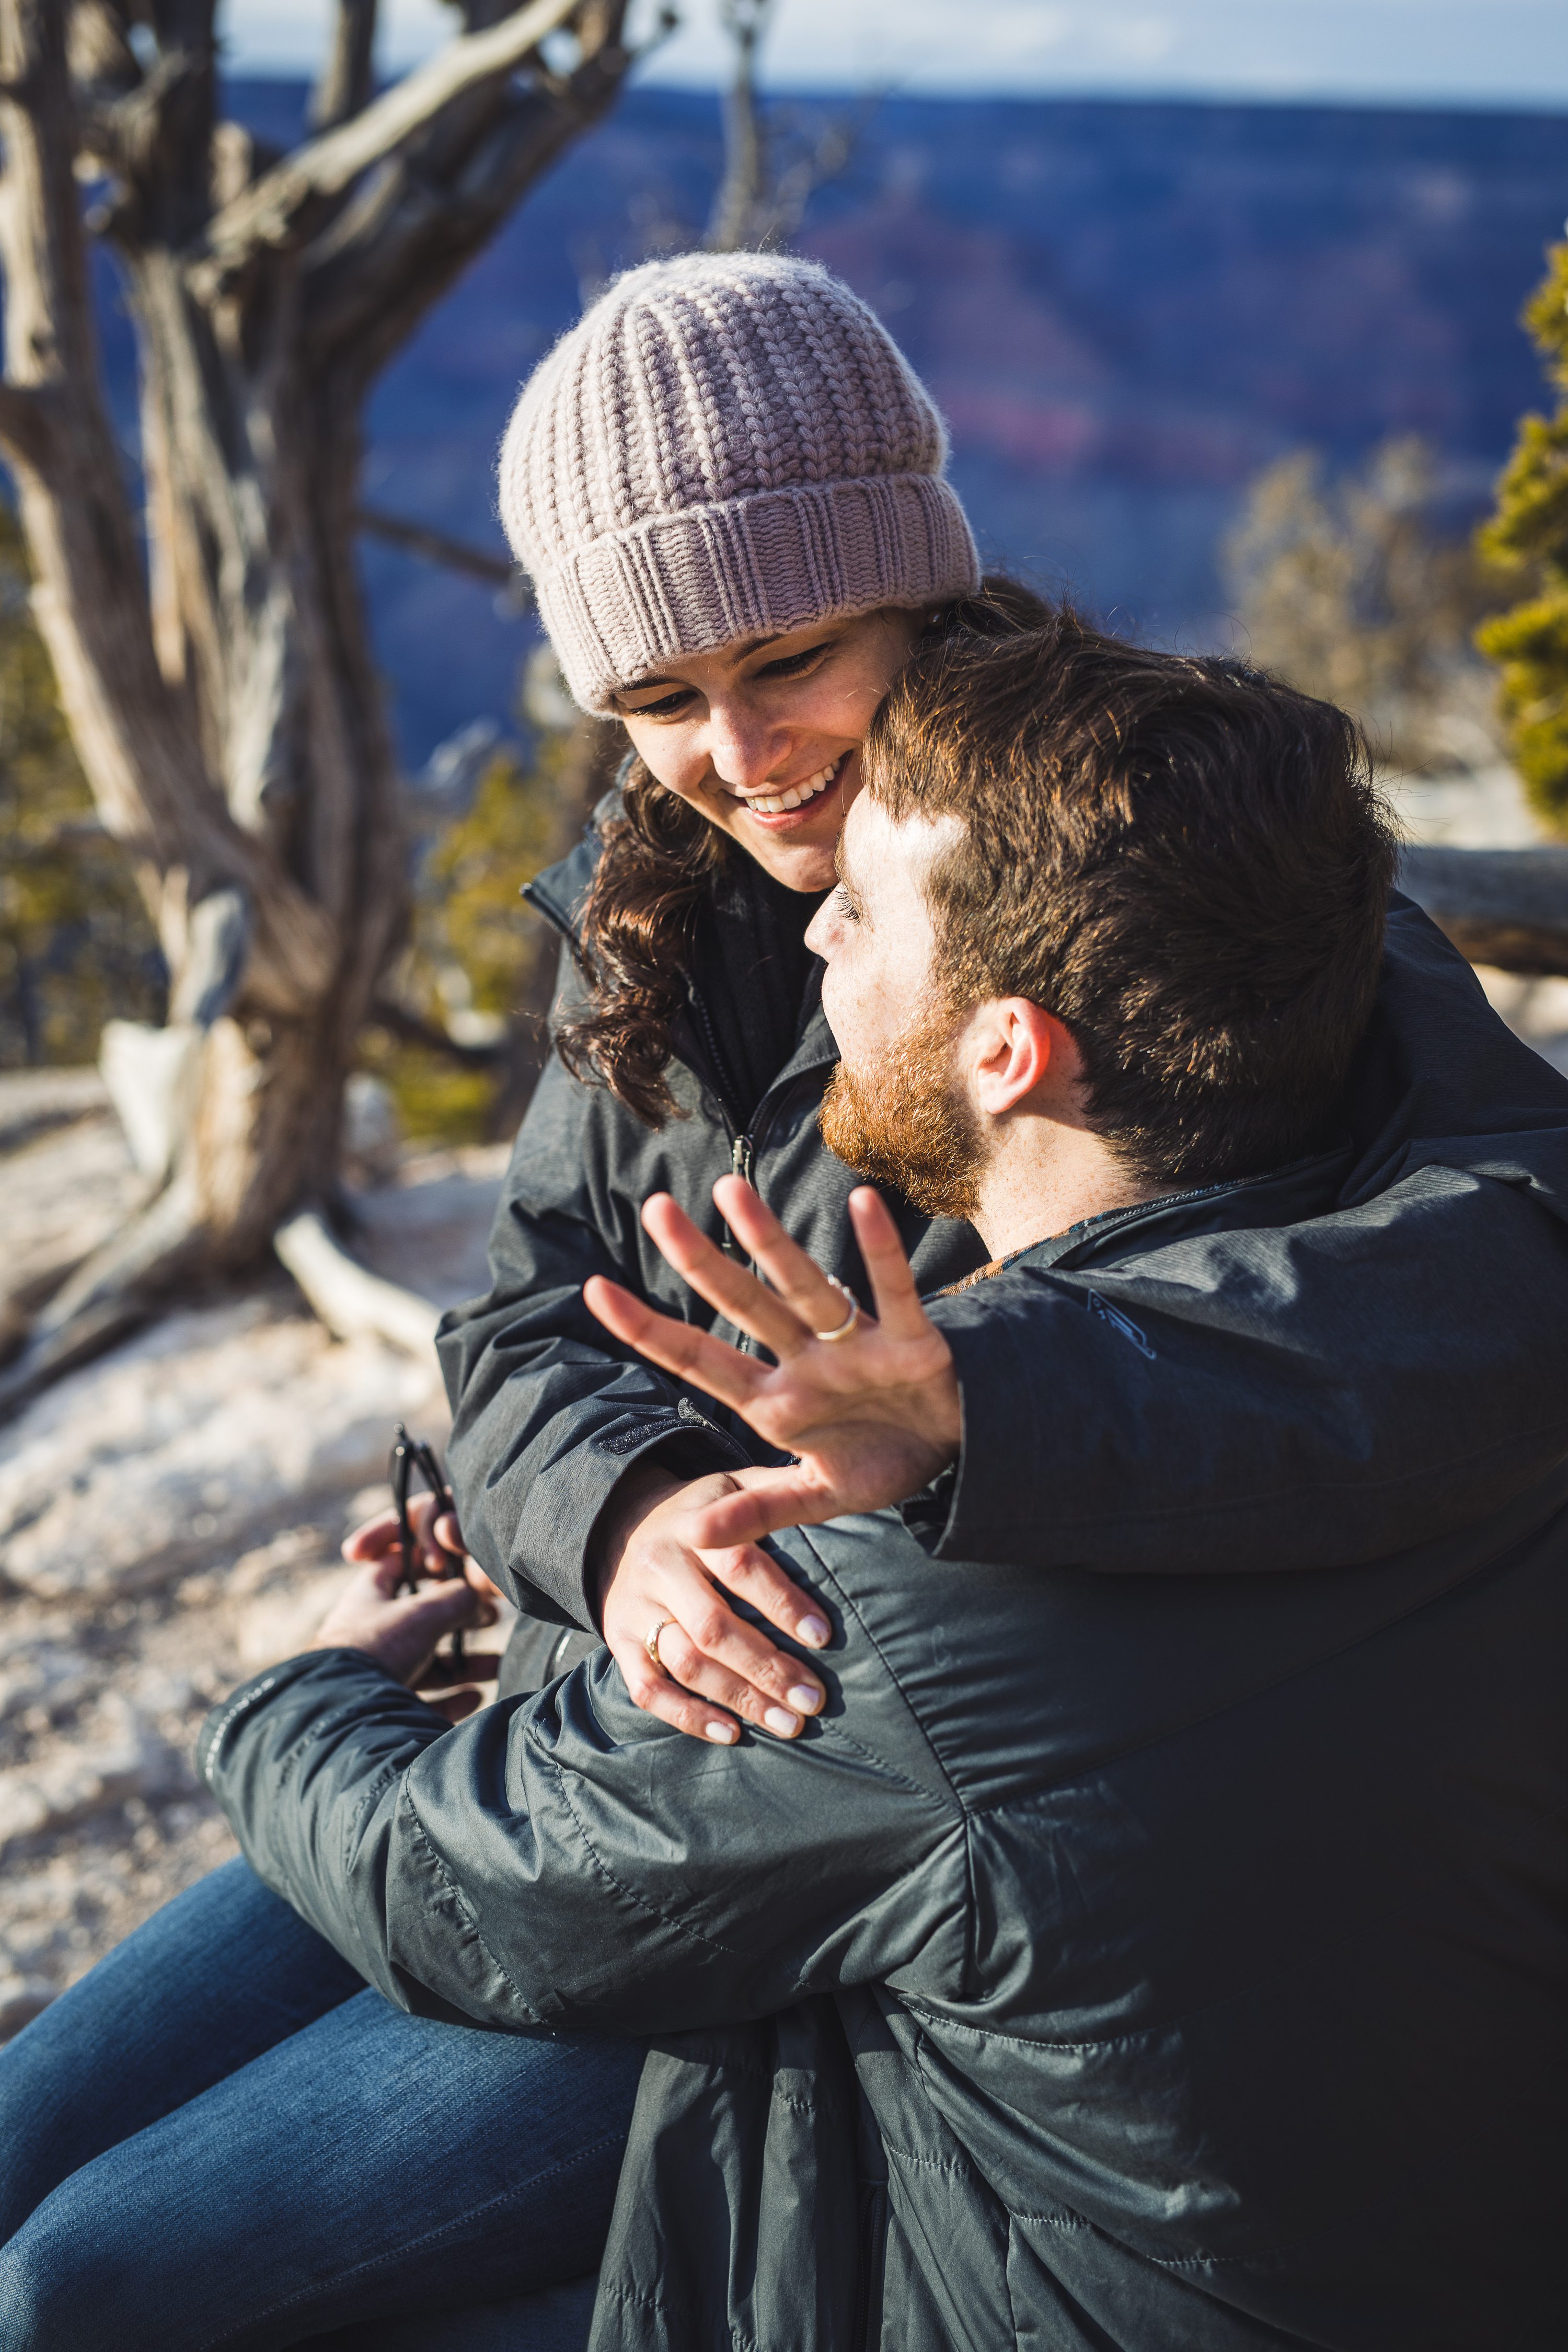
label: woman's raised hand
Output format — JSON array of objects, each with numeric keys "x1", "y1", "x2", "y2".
[{"x1": 584, "y1": 1177, "x2": 962, "y2": 1558}]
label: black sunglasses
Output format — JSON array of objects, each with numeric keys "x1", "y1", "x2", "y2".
[{"x1": 388, "y1": 1423, "x2": 465, "y2": 1669}]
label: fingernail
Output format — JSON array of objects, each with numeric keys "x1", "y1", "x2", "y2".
[
  {"x1": 704, "y1": 1721, "x2": 738, "y2": 1744},
  {"x1": 764, "y1": 1705, "x2": 799, "y2": 1736},
  {"x1": 787, "y1": 1684, "x2": 822, "y2": 1714},
  {"x1": 799, "y1": 1615, "x2": 831, "y2": 1647}
]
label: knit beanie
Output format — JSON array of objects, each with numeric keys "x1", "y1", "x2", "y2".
[{"x1": 497, "y1": 251, "x2": 981, "y2": 711}]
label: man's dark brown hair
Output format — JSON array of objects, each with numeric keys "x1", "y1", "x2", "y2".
[{"x1": 863, "y1": 611, "x2": 1399, "y2": 1189}]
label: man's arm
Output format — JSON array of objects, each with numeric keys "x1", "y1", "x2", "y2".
[
  {"x1": 198, "y1": 1541, "x2": 964, "y2": 2037},
  {"x1": 588, "y1": 1151, "x2": 1568, "y2": 1584}
]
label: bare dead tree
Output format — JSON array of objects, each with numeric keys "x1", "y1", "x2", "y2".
[
  {"x1": 0, "y1": 1, "x2": 645, "y2": 1411},
  {"x1": 705, "y1": 0, "x2": 857, "y2": 255}
]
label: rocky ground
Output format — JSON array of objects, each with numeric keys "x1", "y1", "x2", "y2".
[{"x1": 0, "y1": 1079, "x2": 512, "y2": 2040}]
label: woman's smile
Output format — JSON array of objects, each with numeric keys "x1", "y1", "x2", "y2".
[{"x1": 725, "y1": 749, "x2": 854, "y2": 828}]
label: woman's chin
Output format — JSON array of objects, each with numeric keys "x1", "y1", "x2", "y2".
[
  {"x1": 734, "y1": 817, "x2": 841, "y2": 892},
  {"x1": 728, "y1": 767, "x2": 856, "y2": 889}
]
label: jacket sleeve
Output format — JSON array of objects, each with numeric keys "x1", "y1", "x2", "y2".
[
  {"x1": 197, "y1": 1548, "x2": 964, "y2": 2038},
  {"x1": 435, "y1": 965, "x2": 750, "y2": 1631},
  {"x1": 917, "y1": 1163, "x2": 1568, "y2": 1575}
]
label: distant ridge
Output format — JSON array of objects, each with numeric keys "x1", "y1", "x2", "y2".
[{"x1": 184, "y1": 84, "x2": 1567, "y2": 758}]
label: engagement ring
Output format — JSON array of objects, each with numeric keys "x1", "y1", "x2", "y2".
[
  {"x1": 645, "y1": 1618, "x2": 673, "y2": 1669},
  {"x1": 814, "y1": 1279, "x2": 861, "y2": 1343}
]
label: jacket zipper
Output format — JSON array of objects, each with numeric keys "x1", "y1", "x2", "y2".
[{"x1": 687, "y1": 981, "x2": 809, "y2": 1280}]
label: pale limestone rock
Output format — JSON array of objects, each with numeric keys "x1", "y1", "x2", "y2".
[
  {"x1": 1, "y1": 1103, "x2": 143, "y2": 1311},
  {"x1": 0, "y1": 1089, "x2": 505, "y2": 2032},
  {"x1": 0, "y1": 1640, "x2": 98, "y2": 1727},
  {"x1": 238, "y1": 1563, "x2": 357, "y2": 1675},
  {"x1": 0, "y1": 1297, "x2": 445, "y2": 1600},
  {"x1": 0, "y1": 1696, "x2": 156, "y2": 1852}
]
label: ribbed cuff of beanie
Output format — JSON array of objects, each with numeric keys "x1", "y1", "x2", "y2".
[{"x1": 539, "y1": 472, "x2": 981, "y2": 712}]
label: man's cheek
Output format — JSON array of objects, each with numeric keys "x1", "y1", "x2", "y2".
[{"x1": 820, "y1": 964, "x2": 846, "y2": 1049}]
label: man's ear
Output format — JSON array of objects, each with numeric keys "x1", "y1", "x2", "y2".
[{"x1": 971, "y1": 999, "x2": 1080, "y2": 1117}]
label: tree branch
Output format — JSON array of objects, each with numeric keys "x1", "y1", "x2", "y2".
[
  {"x1": 1399, "y1": 845, "x2": 1568, "y2": 975},
  {"x1": 313, "y1": 0, "x2": 378, "y2": 133},
  {"x1": 275, "y1": 1209, "x2": 440, "y2": 1359},
  {"x1": 369, "y1": 993, "x2": 505, "y2": 1067},
  {"x1": 0, "y1": 377, "x2": 54, "y2": 467},
  {"x1": 705, "y1": 0, "x2": 769, "y2": 253},
  {"x1": 0, "y1": 0, "x2": 336, "y2": 1017},
  {"x1": 188, "y1": 0, "x2": 582, "y2": 300},
  {"x1": 302, "y1": 12, "x2": 635, "y2": 378},
  {"x1": 358, "y1": 503, "x2": 517, "y2": 589},
  {"x1": 74, "y1": 3, "x2": 217, "y2": 249}
]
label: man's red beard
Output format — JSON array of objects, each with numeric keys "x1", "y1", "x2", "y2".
[{"x1": 818, "y1": 1001, "x2": 986, "y2": 1223}]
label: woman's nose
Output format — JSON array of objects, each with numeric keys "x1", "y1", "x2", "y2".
[{"x1": 705, "y1": 701, "x2": 789, "y2": 791}]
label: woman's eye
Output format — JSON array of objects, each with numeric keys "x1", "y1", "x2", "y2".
[
  {"x1": 624, "y1": 689, "x2": 693, "y2": 720},
  {"x1": 758, "y1": 641, "x2": 831, "y2": 681},
  {"x1": 832, "y1": 884, "x2": 860, "y2": 923}
]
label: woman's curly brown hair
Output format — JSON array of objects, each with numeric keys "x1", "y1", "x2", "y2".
[{"x1": 553, "y1": 577, "x2": 1056, "y2": 1126}]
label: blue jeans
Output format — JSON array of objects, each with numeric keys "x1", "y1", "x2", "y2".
[{"x1": 0, "y1": 1859, "x2": 643, "y2": 2350}]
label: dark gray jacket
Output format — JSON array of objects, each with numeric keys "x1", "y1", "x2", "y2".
[
  {"x1": 207, "y1": 902, "x2": 1568, "y2": 2349},
  {"x1": 438, "y1": 814, "x2": 1568, "y2": 1620}
]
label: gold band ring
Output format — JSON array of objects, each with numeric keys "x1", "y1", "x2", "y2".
[
  {"x1": 645, "y1": 1618, "x2": 673, "y2": 1670},
  {"x1": 814, "y1": 1279, "x2": 861, "y2": 1344}
]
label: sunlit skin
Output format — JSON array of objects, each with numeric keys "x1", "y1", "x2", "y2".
[
  {"x1": 581, "y1": 796, "x2": 1164, "y2": 1577},
  {"x1": 612, "y1": 607, "x2": 924, "y2": 893},
  {"x1": 807, "y1": 794, "x2": 1168, "y2": 1255}
]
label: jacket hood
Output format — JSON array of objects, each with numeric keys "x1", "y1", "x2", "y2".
[{"x1": 1339, "y1": 890, "x2": 1568, "y2": 1214}]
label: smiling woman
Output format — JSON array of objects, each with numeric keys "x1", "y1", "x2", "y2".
[{"x1": 493, "y1": 250, "x2": 1002, "y2": 1131}]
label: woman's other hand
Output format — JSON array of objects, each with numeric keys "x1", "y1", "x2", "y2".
[
  {"x1": 341, "y1": 1493, "x2": 470, "y2": 1585},
  {"x1": 339, "y1": 1452, "x2": 828, "y2": 1746},
  {"x1": 595, "y1": 1462, "x2": 829, "y2": 1746},
  {"x1": 308, "y1": 1554, "x2": 501, "y2": 1724}
]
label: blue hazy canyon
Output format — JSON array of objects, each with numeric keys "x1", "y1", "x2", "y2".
[{"x1": 154, "y1": 85, "x2": 1568, "y2": 761}]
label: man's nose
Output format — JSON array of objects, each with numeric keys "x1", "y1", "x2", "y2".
[{"x1": 803, "y1": 899, "x2": 837, "y2": 959}]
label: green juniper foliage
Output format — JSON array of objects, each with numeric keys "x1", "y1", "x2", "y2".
[
  {"x1": 359, "y1": 736, "x2": 562, "y2": 1145},
  {"x1": 0, "y1": 510, "x2": 162, "y2": 1066},
  {"x1": 1477, "y1": 240, "x2": 1568, "y2": 833}
]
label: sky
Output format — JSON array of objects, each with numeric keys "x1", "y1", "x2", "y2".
[{"x1": 221, "y1": 1, "x2": 1568, "y2": 111}]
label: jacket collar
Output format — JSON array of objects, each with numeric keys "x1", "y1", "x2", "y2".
[{"x1": 1008, "y1": 1143, "x2": 1353, "y2": 1276}]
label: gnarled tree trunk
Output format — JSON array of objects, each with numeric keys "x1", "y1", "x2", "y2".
[{"x1": 0, "y1": 1, "x2": 639, "y2": 1411}]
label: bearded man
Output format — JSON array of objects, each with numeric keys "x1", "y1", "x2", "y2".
[{"x1": 189, "y1": 617, "x2": 1563, "y2": 2349}]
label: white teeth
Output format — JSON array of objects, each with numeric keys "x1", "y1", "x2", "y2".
[{"x1": 739, "y1": 755, "x2": 842, "y2": 817}]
